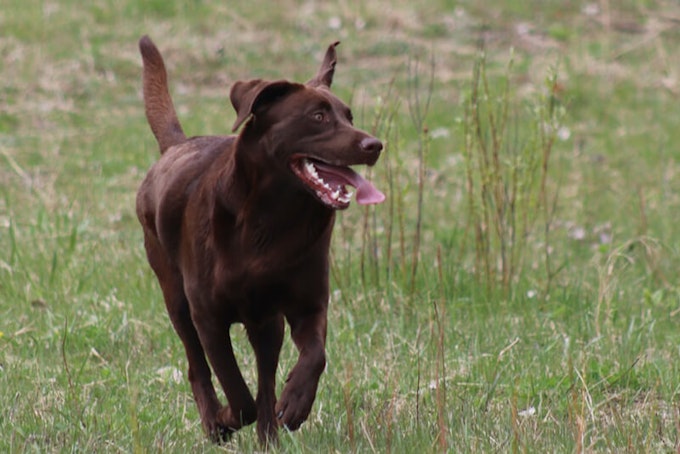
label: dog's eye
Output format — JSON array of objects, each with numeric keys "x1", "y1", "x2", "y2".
[{"x1": 312, "y1": 112, "x2": 325, "y2": 123}]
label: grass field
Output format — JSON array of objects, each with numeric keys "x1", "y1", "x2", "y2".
[{"x1": 2, "y1": 0, "x2": 680, "y2": 452}]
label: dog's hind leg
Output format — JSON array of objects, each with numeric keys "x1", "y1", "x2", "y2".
[
  {"x1": 276, "y1": 308, "x2": 328, "y2": 431},
  {"x1": 246, "y1": 314, "x2": 285, "y2": 445},
  {"x1": 167, "y1": 297, "x2": 229, "y2": 442},
  {"x1": 191, "y1": 314, "x2": 258, "y2": 433},
  {"x1": 142, "y1": 235, "x2": 229, "y2": 441}
]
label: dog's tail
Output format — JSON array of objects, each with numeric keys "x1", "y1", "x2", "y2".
[{"x1": 139, "y1": 35, "x2": 186, "y2": 154}]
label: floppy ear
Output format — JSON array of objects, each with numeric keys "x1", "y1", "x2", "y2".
[
  {"x1": 307, "y1": 41, "x2": 340, "y2": 88},
  {"x1": 230, "y1": 79, "x2": 303, "y2": 132}
]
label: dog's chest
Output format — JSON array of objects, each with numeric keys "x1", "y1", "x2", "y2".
[
  {"x1": 210, "y1": 250, "x2": 327, "y2": 321},
  {"x1": 213, "y1": 199, "x2": 334, "y2": 272},
  {"x1": 207, "y1": 220, "x2": 329, "y2": 306},
  {"x1": 202, "y1": 192, "x2": 334, "y2": 318},
  {"x1": 214, "y1": 233, "x2": 325, "y2": 288}
]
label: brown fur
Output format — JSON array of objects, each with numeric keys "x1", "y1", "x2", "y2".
[{"x1": 135, "y1": 36, "x2": 382, "y2": 445}]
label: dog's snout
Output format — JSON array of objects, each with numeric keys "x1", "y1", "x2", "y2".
[{"x1": 360, "y1": 137, "x2": 383, "y2": 154}]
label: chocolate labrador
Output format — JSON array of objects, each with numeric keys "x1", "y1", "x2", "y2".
[{"x1": 136, "y1": 35, "x2": 384, "y2": 445}]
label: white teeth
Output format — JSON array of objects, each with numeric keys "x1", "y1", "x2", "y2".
[
  {"x1": 304, "y1": 159, "x2": 326, "y2": 186},
  {"x1": 340, "y1": 191, "x2": 352, "y2": 203},
  {"x1": 304, "y1": 160, "x2": 319, "y2": 180},
  {"x1": 303, "y1": 158, "x2": 350, "y2": 204}
]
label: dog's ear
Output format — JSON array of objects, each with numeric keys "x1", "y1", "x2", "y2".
[
  {"x1": 307, "y1": 41, "x2": 340, "y2": 88},
  {"x1": 230, "y1": 79, "x2": 302, "y2": 132}
]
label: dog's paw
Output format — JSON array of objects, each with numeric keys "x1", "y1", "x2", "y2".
[
  {"x1": 208, "y1": 423, "x2": 234, "y2": 444},
  {"x1": 198, "y1": 402, "x2": 237, "y2": 444},
  {"x1": 203, "y1": 414, "x2": 233, "y2": 445},
  {"x1": 275, "y1": 387, "x2": 315, "y2": 431},
  {"x1": 257, "y1": 419, "x2": 280, "y2": 448},
  {"x1": 216, "y1": 404, "x2": 257, "y2": 430}
]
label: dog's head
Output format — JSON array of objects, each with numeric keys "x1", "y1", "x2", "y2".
[{"x1": 230, "y1": 42, "x2": 384, "y2": 210}]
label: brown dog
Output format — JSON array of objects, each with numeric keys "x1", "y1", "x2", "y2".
[{"x1": 136, "y1": 36, "x2": 384, "y2": 445}]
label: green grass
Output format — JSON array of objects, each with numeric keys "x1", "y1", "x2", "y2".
[{"x1": 2, "y1": 0, "x2": 680, "y2": 452}]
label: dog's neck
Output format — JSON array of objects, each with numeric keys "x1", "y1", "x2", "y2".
[{"x1": 214, "y1": 136, "x2": 336, "y2": 252}]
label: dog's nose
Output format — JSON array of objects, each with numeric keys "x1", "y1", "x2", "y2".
[{"x1": 360, "y1": 137, "x2": 383, "y2": 154}]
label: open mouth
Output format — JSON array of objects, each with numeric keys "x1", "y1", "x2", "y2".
[{"x1": 290, "y1": 157, "x2": 385, "y2": 209}]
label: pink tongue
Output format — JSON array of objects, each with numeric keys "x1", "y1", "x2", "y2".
[{"x1": 313, "y1": 162, "x2": 385, "y2": 205}]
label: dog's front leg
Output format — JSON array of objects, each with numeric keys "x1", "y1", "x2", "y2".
[
  {"x1": 276, "y1": 308, "x2": 328, "y2": 431},
  {"x1": 246, "y1": 314, "x2": 285, "y2": 445}
]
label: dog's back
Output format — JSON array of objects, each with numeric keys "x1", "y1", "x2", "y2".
[{"x1": 138, "y1": 36, "x2": 236, "y2": 260}]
